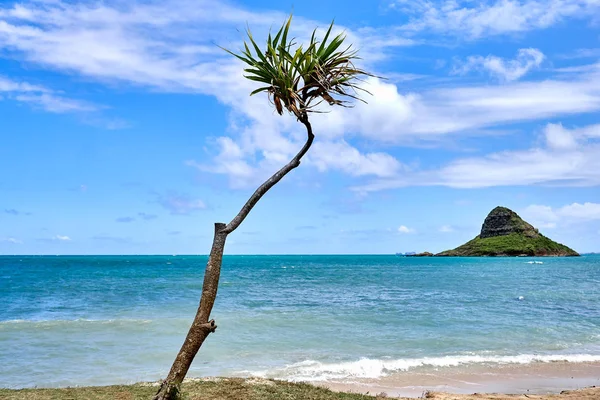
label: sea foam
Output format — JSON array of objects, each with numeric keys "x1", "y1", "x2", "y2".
[{"x1": 253, "y1": 354, "x2": 600, "y2": 381}]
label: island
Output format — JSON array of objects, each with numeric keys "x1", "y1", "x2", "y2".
[
  {"x1": 436, "y1": 206, "x2": 579, "y2": 257},
  {"x1": 406, "y1": 252, "x2": 434, "y2": 257}
]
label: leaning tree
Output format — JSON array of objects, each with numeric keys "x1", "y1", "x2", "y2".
[{"x1": 154, "y1": 16, "x2": 372, "y2": 400}]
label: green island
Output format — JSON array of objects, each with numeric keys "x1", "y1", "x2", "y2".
[{"x1": 436, "y1": 206, "x2": 579, "y2": 257}]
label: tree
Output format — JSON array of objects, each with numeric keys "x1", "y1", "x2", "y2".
[{"x1": 154, "y1": 15, "x2": 372, "y2": 400}]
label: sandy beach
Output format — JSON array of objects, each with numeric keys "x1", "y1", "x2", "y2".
[
  {"x1": 320, "y1": 361, "x2": 600, "y2": 398},
  {"x1": 414, "y1": 387, "x2": 600, "y2": 399}
]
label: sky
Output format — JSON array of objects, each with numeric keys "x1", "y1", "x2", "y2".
[{"x1": 1, "y1": 0, "x2": 600, "y2": 255}]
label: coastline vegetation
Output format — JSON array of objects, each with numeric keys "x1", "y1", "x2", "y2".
[{"x1": 437, "y1": 232, "x2": 579, "y2": 257}]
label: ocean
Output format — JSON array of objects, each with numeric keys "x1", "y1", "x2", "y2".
[{"x1": 1, "y1": 255, "x2": 599, "y2": 390}]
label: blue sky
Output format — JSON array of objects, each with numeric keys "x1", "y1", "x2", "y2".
[{"x1": 1, "y1": 0, "x2": 600, "y2": 255}]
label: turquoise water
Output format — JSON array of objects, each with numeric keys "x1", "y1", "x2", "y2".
[{"x1": 1, "y1": 255, "x2": 599, "y2": 388}]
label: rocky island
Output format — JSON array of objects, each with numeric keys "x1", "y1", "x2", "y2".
[
  {"x1": 406, "y1": 252, "x2": 435, "y2": 257},
  {"x1": 437, "y1": 206, "x2": 579, "y2": 257}
]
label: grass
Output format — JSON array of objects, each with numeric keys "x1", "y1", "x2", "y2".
[
  {"x1": 0, "y1": 378, "x2": 388, "y2": 400},
  {"x1": 2, "y1": 379, "x2": 600, "y2": 400},
  {"x1": 438, "y1": 233, "x2": 579, "y2": 257}
]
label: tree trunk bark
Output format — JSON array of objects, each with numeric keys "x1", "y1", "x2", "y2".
[
  {"x1": 154, "y1": 118, "x2": 314, "y2": 400},
  {"x1": 153, "y1": 223, "x2": 227, "y2": 400}
]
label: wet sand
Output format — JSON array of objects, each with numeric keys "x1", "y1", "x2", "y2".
[
  {"x1": 420, "y1": 387, "x2": 600, "y2": 399},
  {"x1": 319, "y1": 361, "x2": 600, "y2": 398}
]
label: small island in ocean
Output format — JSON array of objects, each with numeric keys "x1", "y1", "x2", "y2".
[{"x1": 437, "y1": 206, "x2": 579, "y2": 257}]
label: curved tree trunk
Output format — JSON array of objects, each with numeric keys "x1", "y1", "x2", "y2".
[{"x1": 154, "y1": 118, "x2": 314, "y2": 400}]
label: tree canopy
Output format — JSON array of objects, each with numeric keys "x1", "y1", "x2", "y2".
[{"x1": 223, "y1": 15, "x2": 371, "y2": 120}]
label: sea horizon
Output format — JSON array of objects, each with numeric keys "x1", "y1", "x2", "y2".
[{"x1": 2, "y1": 253, "x2": 599, "y2": 256}]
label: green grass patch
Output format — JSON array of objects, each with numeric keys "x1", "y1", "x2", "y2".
[{"x1": 0, "y1": 378, "x2": 386, "y2": 400}]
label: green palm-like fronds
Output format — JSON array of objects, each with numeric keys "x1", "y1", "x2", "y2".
[{"x1": 222, "y1": 15, "x2": 372, "y2": 119}]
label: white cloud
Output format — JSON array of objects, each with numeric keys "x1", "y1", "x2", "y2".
[
  {"x1": 559, "y1": 48, "x2": 600, "y2": 60},
  {"x1": 188, "y1": 136, "x2": 404, "y2": 189},
  {"x1": 522, "y1": 204, "x2": 559, "y2": 221},
  {"x1": 214, "y1": 137, "x2": 244, "y2": 160},
  {"x1": 394, "y1": 0, "x2": 600, "y2": 39},
  {"x1": 0, "y1": 75, "x2": 95, "y2": 113},
  {"x1": 1, "y1": 237, "x2": 23, "y2": 244},
  {"x1": 0, "y1": 75, "x2": 48, "y2": 93},
  {"x1": 186, "y1": 135, "x2": 286, "y2": 190},
  {"x1": 453, "y1": 48, "x2": 545, "y2": 82},
  {"x1": 180, "y1": 67, "x2": 600, "y2": 179},
  {"x1": 559, "y1": 203, "x2": 600, "y2": 219},
  {"x1": 554, "y1": 62, "x2": 600, "y2": 75},
  {"x1": 304, "y1": 70, "x2": 600, "y2": 145},
  {"x1": 3, "y1": 0, "x2": 600, "y2": 190},
  {"x1": 522, "y1": 202, "x2": 600, "y2": 229},
  {"x1": 0, "y1": 1, "x2": 404, "y2": 93},
  {"x1": 353, "y1": 122, "x2": 600, "y2": 191},
  {"x1": 521, "y1": 205, "x2": 559, "y2": 228},
  {"x1": 544, "y1": 122, "x2": 600, "y2": 150},
  {"x1": 439, "y1": 225, "x2": 455, "y2": 233},
  {"x1": 309, "y1": 140, "x2": 403, "y2": 178},
  {"x1": 15, "y1": 93, "x2": 96, "y2": 112},
  {"x1": 398, "y1": 225, "x2": 415, "y2": 233},
  {"x1": 54, "y1": 235, "x2": 71, "y2": 241},
  {"x1": 0, "y1": 0, "x2": 415, "y2": 187},
  {"x1": 2, "y1": 3, "x2": 596, "y2": 132},
  {"x1": 544, "y1": 123, "x2": 579, "y2": 150}
]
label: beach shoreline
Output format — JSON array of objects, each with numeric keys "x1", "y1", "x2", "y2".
[
  {"x1": 317, "y1": 361, "x2": 600, "y2": 398},
  {"x1": 3, "y1": 361, "x2": 600, "y2": 398}
]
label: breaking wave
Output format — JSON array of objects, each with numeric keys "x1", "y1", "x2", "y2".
[{"x1": 251, "y1": 354, "x2": 600, "y2": 381}]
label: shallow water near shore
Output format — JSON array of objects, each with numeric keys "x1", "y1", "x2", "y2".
[{"x1": 1, "y1": 255, "x2": 599, "y2": 391}]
